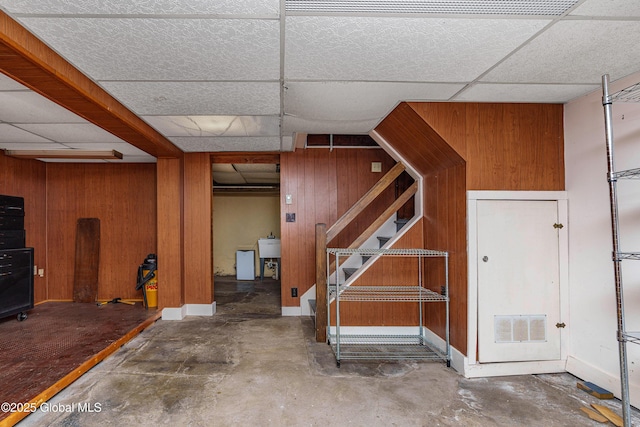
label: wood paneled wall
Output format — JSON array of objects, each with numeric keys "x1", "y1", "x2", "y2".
[
  {"x1": 183, "y1": 153, "x2": 213, "y2": 305},
  {"x1": 423, "y1": 164, "x2": 467, "y2": 353},
  {"x1": 373, "y1": 101, "x2": 565, "y2": 356},
  {"x1": 280, "y1": 148, "x2": 396, "y2": 307},
  {"x1": 46, "y1": 163, "x2": 157, "y2": 301},
  {"x1": 408, "y1": 102, "x2": 565, "y2": 190},
  {"x1": 157, "y1": 158, "x2": 183, "y2": 309},
  {"x1": 0, "y1": 152, "x2": 47, "y2": 302}
]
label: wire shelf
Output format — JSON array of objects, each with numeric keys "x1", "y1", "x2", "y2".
[
  {"x1": 613, "y1": 167, "x2": 640, "y2": 180},
  {"x1": 610, "y1": 82, "x2": 640, "y2": 103},
  {"x1": 328, "y1": 334, "x2": 447, "y2": 360},
  {"x1": 623, "y1": 332, "x2": 640, "y2": 344},
  {"x1": 327, "y1": 247, "x2": 448, "y2": 257},
  {"x1": 333, "y1": 286, "x2": 447, "y2": 302},
  {"x1": 616, "y1": 252, "x2": 640, "y2": 261}
]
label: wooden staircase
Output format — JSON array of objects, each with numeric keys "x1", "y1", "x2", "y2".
[{"x1": 314, "y1": 162, "x2": 417, "y2": 342}]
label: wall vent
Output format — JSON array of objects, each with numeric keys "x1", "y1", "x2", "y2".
[
  {"x1": 285, "y1": 1, "x2": 580, "y2": 16},
  {"x1": 494, "y1": 315, "x2": 546, "y2": 343}
]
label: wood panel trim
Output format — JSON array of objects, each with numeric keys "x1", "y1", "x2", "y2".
[
  {"x1": 0, "y1": 11, "x2": 181, "y2": 158},
  {"x1": 183, "y1": 153, "x2": 213, "y2": 304},
  {"x1": 157, "y1": 158, "x2": 184, "y2": 309},
  {"x1": 326, "y1": 162, "x2": 405, "y2": 242},
  {"x1": 328, "y1": 181, "x2": 418, "y2": 274},
  {"x1": 315, "y1": 223, "x2": 327, "y2": 342}
]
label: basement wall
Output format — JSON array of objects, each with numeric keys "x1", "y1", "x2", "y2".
[{"x1": 565, "y1": 70, "x2": 640, "y2": 405}]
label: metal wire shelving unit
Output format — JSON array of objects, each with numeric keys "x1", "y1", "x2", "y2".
[
  {"x1": 602, "y1": 74, "x2": 640, "y2": 427},
  {"x1": 326, "y1": 247, "x2": 450, "y2": 367}
]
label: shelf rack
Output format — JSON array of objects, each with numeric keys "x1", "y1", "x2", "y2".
[
  {"x1": 326, "y1": 247, "x2": 450, "y2": 367},
  {"x1": 602, "y1": 74, "x2": 640, "y2": 427}
]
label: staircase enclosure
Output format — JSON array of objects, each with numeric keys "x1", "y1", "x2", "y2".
[{"x1": 281, "y1": 102, "x2": 565, "y2": 357}]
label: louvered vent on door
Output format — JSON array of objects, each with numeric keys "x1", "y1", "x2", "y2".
[{"x1": 494, "y1": 315, "x2": 547, "y2": 343}]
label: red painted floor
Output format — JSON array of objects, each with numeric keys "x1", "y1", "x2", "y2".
[{"x1": 0, "y1": 301, "x2": 156, "y2": 422}]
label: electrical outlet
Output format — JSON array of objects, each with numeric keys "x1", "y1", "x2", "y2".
[
  {"x1": 286, "y1": 213, "x2": 296, "y2": 222},
  {"x1": 291, "y1": 287, "x2": 298, "y2": 297}
]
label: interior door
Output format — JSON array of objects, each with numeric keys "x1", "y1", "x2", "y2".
[{"x1": 477, "y1": 200, "x2": 561, "y2": 363}]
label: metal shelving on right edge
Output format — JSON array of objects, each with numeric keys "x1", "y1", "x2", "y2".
[{"x1": 602, "y1": 74, "x2": 640, "y2": 427}]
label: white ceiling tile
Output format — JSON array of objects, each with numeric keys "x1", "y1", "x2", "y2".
[
  {"x1": 102, "y1": 82, "x2": 280, "y2": 116},
  {"x1": 1, "y1": 0, "x2": 279, "y2": 15},
  {"x1": 143, "y1": 115, "x2": 280, "y2": 137},
  {"x1": 15, "y1": 124, "x2": 124, "y2": 143},
  {"x1": 18, "y1": 18, "x2": 280, "y2": 81},
  {"x1": 281, "y1": 135, "x2": 294, "y2": 152},
  {"x1": 454, "y1": 83, "x2": 600, "y2": 103},
  {"x1": 170, "y1": 136, "x2": 281, "y2": 152},
  {"x1": 243, "y1": 173, "x2": 280, "y2": 184},
  {"x1": 0, "y1": 92, "x2": 87, "y2": 124},
  {"x1": 0, "y1": 73, "x2": 28, "y2": 91},
  {"x1": 212, "y1": 172, "x2": 247, "y2": 184},
  {"x1": 285, "y1": 16, "x2": 549, "y2": 81},
  {"x1": 282, "y1": 116, "x2": 379, "y2": 134},
  {"x1": 234, "y1": 164, "x2": 278, "y2": 173},
  {"x1": 482, "y1": 20, "x2": 640, "y2": 84},
  {"x1": 284, "y1": 81, "x2": 464, "y2": 121},
  {"x1": 0, "y1": 124, "x2": 52, "y2": 143},
  {"x1": 211, "y1": 164, "x2": 237, "y2": 173},
  {"x1": 571, "y1": 0, "x2": 640, "y2": 16}
]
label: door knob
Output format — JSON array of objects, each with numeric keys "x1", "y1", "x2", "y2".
[{"x1": 482, "y1": 256, "x2": 489, "y2": 262}]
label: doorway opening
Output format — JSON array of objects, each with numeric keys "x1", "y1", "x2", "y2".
[{"x1": 211, "y1": 156, "x2": 281, "y2": 315}]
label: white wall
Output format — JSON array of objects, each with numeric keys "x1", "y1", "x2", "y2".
[
  {"x1": 565, "y1": 71, "x2": 640, "y2": 405},
  {"x1": 212, "y1": 193, "x2": 280, "y2": 276}
]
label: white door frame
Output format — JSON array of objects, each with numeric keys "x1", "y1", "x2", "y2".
[{"x1": 464, "y1": 191, "x2": 569, "y2": 378}]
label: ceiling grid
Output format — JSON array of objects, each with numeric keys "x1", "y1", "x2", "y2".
[{"x1": 0, "y1": 0, "x2": 640, "y2": 162}]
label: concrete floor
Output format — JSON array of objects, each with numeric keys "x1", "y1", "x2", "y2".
[{"x1": 17, "y1": 278, "x2": 640, "y2": 426}]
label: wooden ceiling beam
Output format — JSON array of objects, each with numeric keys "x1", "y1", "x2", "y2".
[{"x1": 0, "y1": 11, "x2": 182, "y2": 159}]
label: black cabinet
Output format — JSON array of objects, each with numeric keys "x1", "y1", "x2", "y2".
[
  {"x1": 0, "y1": 230, "x2": 26, "y2": 250},
  {"x1": 0, "y1": 195, "x2": 33, "y2": 321},
  {"x1": 0, "y1": 248, "x2": 34, "y2": 320}
]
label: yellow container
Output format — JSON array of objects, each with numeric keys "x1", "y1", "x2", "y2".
[{"x1": 144, "y1": 270, "x2": 158, "y2": 308}]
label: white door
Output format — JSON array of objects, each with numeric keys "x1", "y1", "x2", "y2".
[{"x1": 477, "y1": 200, "x2": 561, "y2": 363}]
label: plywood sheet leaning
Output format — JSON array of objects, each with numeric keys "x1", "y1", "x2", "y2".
[{"x1": 73, "y1": 218, "x2": 100, "y2": 303}]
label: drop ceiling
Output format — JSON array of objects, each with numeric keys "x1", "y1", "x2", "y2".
[{"x1": 1, "y1": 0, "x2": 640, "y2": 163}]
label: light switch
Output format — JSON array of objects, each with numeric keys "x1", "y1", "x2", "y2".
[
  {"x1": 371, "y1": 162, "x2": 382, "y2": 172},
  {"x1": 285, "y1": 194, "x2": 293, "y2": 205}
]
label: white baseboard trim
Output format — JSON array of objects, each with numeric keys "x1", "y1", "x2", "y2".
[
  {"x1": 463, "y1": 359, "x2": 567, "y2": 378},
  {"x1": 566, "y1": 355, "x2": 640, "y2": 406},
  {"x1": 186, "y1": 302, "x2": 216, "y2": 316},
  {"x1": 282, "y1": 306, "x2": 302, "y2": 316},
  {"x1": 161, "y1": 302, "x2": 216, "y2": 320}
]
